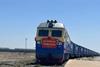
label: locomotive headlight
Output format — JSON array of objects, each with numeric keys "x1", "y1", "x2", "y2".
[
  {"x1": 58, "y1": 42, "x2": 62, "y2": 45},
  {"x1": 37, "y1": 41, "x2": 41, "y2": 44}
]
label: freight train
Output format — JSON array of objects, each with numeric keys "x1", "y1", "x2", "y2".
[{"x1": 35, "y1": 20, "x2": 100, "y2": 64}]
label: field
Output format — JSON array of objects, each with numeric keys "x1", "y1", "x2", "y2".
[{"x1": 0, "y1": 52, "x2": 35, "y2": 67}]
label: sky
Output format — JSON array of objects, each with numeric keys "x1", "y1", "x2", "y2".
[{"x1": 0, "y1": 0, "x2": 100, "y2": 52}]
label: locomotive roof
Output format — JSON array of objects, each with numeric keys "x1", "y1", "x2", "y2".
[{"x1": 37, "y1": 20, "x2": 65, "y2": 29}]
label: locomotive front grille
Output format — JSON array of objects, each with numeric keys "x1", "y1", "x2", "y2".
[{"x1": 42, "y1": 37, "x2": 57, "y2": 48}]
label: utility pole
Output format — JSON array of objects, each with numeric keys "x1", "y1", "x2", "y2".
[
  {"x1": 24, "y1": 38, "x2": 28, "y2": 54},
  {"x1": 25, "y1": 38, "x2": 27, "y2": 50}
]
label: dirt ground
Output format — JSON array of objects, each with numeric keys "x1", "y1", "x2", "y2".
[{"x1": 65, "y1": 59, "x2": 100, "y2": 67}]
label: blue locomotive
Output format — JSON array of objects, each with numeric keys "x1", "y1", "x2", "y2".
[{"x1": 35, "y1": 20, "x2": 100, "y2": 64}]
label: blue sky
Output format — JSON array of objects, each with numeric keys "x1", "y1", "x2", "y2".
[{"x1": 0, "y1": 0, "x2": 100, "y2": 52}]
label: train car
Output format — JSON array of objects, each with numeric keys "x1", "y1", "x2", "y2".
[{"x1": 35, "y1": 20, "x2": 100, "y2": 64}]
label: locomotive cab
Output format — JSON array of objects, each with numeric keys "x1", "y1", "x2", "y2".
[{"x1": 36, "y1": 28, "x2": 64, "y2": 48}]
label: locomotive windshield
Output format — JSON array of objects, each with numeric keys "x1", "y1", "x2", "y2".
[
  {"x1": 38, "y1": 29, "x2": 62, "y2": 37},
  {"x1": 38, "y1": 30, "x2": 49, "y2": 36},
  {"x1": 51, "y1": 30, "x2": 62, "y2": 37}
]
